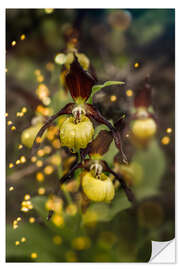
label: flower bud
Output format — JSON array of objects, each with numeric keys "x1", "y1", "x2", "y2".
[
  {"x1": 21, "y1": 123, "x2": 46, "y2": 148},
  {"x1": 131, "y1": 118, "x2": 157, "y2": 143},
  {"x1": 82, "y1": 171, "x2": 115, "y2": 202},
  {"x1": 60, "y1": 115, "x2": 94, "y2": 152},
  {"x1": 65, "y1": 52, "x2": 90, "y2": 71}
]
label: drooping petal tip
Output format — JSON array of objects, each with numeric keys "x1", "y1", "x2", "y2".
[
  {"x1": 88, "y1": 130, "x2": 113, "y2": 158},
  {"x1": 134, "y1": 76, "x2": 152, "y2": 108}
]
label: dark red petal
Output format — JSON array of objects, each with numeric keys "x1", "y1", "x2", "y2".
[
  {"x1": 89, "y1": 130, "x2": 113, "y2": 156},
  {"x1": 31, "y1": 103, "x2": 74, "y2": 156},
  {"x1": 134, "y1": 76, "x2": 152, "y2": 108},
  {"x1": 85, "y1": 103, "x2": 115, "y2": 130},
  {"x1": 85, "y1": 103, "x2": 128, "y2": 164},
  {"x1": 112, "y1": 129, "x2": 128, "y2": 164},
  {"x1": 65, "y1": 55, "x2": 97, "y2": 102},
  {"x1": 101, "y1": 160, "x2": 136, "y2": 204},
  {"x1": 114, "y1": 114, "x2": 127, "y2": 132}
]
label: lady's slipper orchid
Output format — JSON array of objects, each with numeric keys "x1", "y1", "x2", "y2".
[
  {"x1": 32, "y1": 54, "x2": 127, "y2": 163},
  {"x1": 47, "y1": 129, "x2": 135, "y2": 219},
  {"x1": 82, "y1": 171, "x2": 115, "y2": 202},
  {"x1": 130, "y1": 77, "x2": 157, "y2": 145},
  {"x1": 131, "y1": 118, "x2": 157, "y2": 142},
  {"x1": 47, "y1": 128, "x2": 135, "y2": 220}
]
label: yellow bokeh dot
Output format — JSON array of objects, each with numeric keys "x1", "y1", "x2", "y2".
[
  {"x1": 17, "y1": 217, "x2": 22, "y2": 222},
  {"x1": 13, "y1": 223, "x2": 18, "y2": 229},
  {"x1": 5, "y1": 113, "x2": 8, "y2": 117},
  {"x1": 43, "y1": 146, "x2": 52, "y2": 154},
  {"x1": 52, "y1": 214, "x2": 64, "y2": 227},
  {"x1": 29, "y1": 217, "x2": 35, "y2": 223},
  {"x1": 49, "y1": 154, "x2": 61, "y2": 166},
  {"x1": 134, "y1": 62, "x2": 140, "y2": 68},
  {"x1": 16, "y1": 160, "x2": 21, "y2": 165},
  {"x1": 37, "y1": 149, "x2": 45, "y2": 157},
  {"x1": 44, "y1": 8, "x2": 54, "y2": 14},
  {"x1": 166, "y1": 128, "x2": 172, "y2": 134},
  {"x1": 34, "y1": 69, "x2": 41, "y2": 76},
  {"x1": 7, "y1": 120, "x2": 13, "y2": 126},
  {"x1": 161, "y1": 136, "x2": 170, "y2": 145},
  {"x1": 9, "y1": 186, "x2": 14, "y2": 191},
  {"x1": 72, "y1": 237, "x2": 91, "y2": 250},
  {"x1": 42, "y1": 96, "x2": 51, "y2": 106},
  {"x1": 21, "y1": 107, "x2": 27, "y2": 113},
  {"x1": 11, "y1": 126, "x2": 16, "y2": 131},
  {"x1": 31, "y1": 156, "x2": 37, "y2": 163},
  {"x1": 55, "y1": 53, "x2": 67, "y2": 65},
  {"x1": 53, "y1": 235, "x2": 62, "y2": 245},
  {"x1": 21, "y1": 237, "x2": 26, "y2": 243},
  {"x1": 36, "y1": 172, "x2": 45, "y2": 182},
  {"x1": 46, "y1": 126, "x2": 58, "y2": 141},
  {"x1": 46, "y1": 62, "x2": 54, "y2": 71},
  {"x1": 44, "y1": 165, "x2": 54, "y2": 175},
  {"x1": 37, "y1": 75, "x2": 44, "y2": 83},
  {"x1": 13, "y1": 220, "x2": 18, "y2": 225},
  {"x1": 38, "y1": 187, "x2": 46, "y2": 195},
  {"x1": 18, "y1": 144, "x2": 23, "y2": 149},
  {"x1": 126, "y1": 89, "x2": 133, "y2": 97},
  {"x1": 16, "y1": 112, "x2": 22, "y2": 117},
  {"x1": 11, "y1": 41, "x2": 16, "y2": 47},
  {"x1": 9, "y1": 163, "x2": 14, "y2": 168},
  {"x1": 44, "y1": 108, "x2": 52, "y2": 116},
  {"x1": 24, "y1": 194, "x2": 31, "y2": 201},
  {"x1": 36, "y1": 84, "x2": 49, "y2": 100},
  {"x1": 31, "y1": 252, "x2": 38, "y2": 259},
  {"x1": 52, "y1": 139, "x2": 61, "y2": 149},
  {"x1": 15, "y1": 241, "x2": 20, "y2": 246},
  {"x1": 20, "y1": 34, "x2": 26, "y2": 40},
  {"x1": 110, "y1": 95, "x2": 117, "y2": 102},
  {"x1": 36, "y1": 160, "x2": 43, "y2": 167},
  {"x1": 20, "y1": 156, "x2": 26, "y2": 163},
  {"x1": 45, "y1": 197, "x2": 63, "y2": 213},
  {"x1": 21, "y1": 200, "x2": 33, "y2": 212},
  {"x1": 36, "y1": 136, "x2": 42, "y2": 144}
]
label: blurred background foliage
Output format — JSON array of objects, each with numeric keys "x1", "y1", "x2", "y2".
[{"x1": 6, "y1": 9, "x2": 175, "y2": 262}]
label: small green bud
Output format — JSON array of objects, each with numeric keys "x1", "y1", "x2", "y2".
[{"x1": 21, "y1": 123, "x2": 46, "y2": 148}]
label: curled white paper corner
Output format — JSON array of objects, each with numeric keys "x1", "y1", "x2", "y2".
[{"x1": 150, "y1": 239, "x2": 175, "y2": 263}]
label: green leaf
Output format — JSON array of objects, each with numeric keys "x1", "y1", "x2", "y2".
[
  {"x1": 6, "y1": 223, "x2": 66, "y2": 262},
  {"x1": 31, "y1": 196, "x2": 83, "y2": 241},
  {"x1": 83, "y1": 190, "x2": 131, "y2": 224},
  {"x1": 132, "y1": 139, "x2": 166, "y2": 200},
  {"x1": 92, "y1": 81, "x2": 125, "y2": 93},
  {"x1": 87, "y1": 80, "x2": 125, "y2": 103}
]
